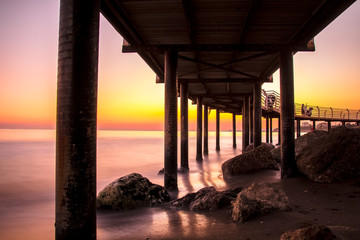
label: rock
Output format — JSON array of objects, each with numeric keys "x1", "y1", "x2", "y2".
[
  {"x1": 232, "y1": 182, "x2": 291, "y2": 222},
  {"x1": 296, "y1": 127, "x2": 360, "y2": 183},
  {"x1": 244, "y1": 142, "x2": 275, "y2": 153},
  {"x1": 271, "y1": 147, "x2": 281, "y2": 163},
  {"x1": 281, "y1": 225, "x2": 338, "y2": 240},
  {"x1": 97, "y1": 173, "x2": 170, "y2": 210},
  {"x1": 222, "y1": 145, "x2": 279, "y2": 178},
  {"x1": 172, "y1": 186, "x2": 242, "y2": 211}
]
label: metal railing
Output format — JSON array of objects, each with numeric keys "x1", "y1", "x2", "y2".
[
  {"x1": 261, "y1": 90, "x2": 281, "y2": 113},
  {"x1": 262, "y1": 90, "x2": 360, "y2": 121}
]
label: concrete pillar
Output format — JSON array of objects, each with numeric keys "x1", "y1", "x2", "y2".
[
  {"x1": 203, "y1": 105, "x2": 209, "y2": 155},
  {"x1": 253, "y1": 82, "x2": 262, "y2": 147},
  {"x1": 278, "y1": 117, "x2": 281, "y2": 145},
  {"x1": 296, "y1": 119, "x2": 301, "y2": 138},
  {"x1": 250, "y1": 98, "x2": 254, "y2": 143},
  {"x1": 266, "y1": 115, "x2": 269, "y2": 143},
  {"x1": 312, "y1": 120, "x2": 316, "y2": 131},
  {"x1": 232, "y1": 114, "x2": 237, "y2": 149},
  {"x1": 242, "y1": 97, "x2": 250, "y2": 151},
  {"x1": 216, "y1": 109, "x2": 220, "y2": 151},
  {"x1": 280, "y1": 49, "x2": 297, "y2": 178},
  {"x1": 327, "y1": 121, "x2": 331, "y2": 131},
  {"x1": 342, "y1": 121, "x2": 346, "y2": 126},
  {"x1": 164, "y1": 50, "x2": 178, "y2": 191},
  {"x1": 56, "y1": 0, "x2": 99, "y2": 239},
  {"x1": 180, "y1": 82, "x2": 188, "y2": 170},
  {"x1": 270, "y1": 117, "x2": 273, "y2": 143},
  {"x1": 196, "y1": 97, "x2": 203, "y2": 161},
  {"x1": 357, "y1": 121, "x2": 359, "y2": 127}
]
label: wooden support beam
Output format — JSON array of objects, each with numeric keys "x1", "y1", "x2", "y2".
[
  {"x1": 179, "y1": 77, "x2": 271, "y2": 83},
  {"x1": 328, "y1": 121, "x2": 331, "y2": 131},
  {"x1": 179, "y1": 51, "x2": 277, "y2": 79},
  {"x1": 280, "y1": 49, "x2": 297, "y2": 178},
  {"x1": 216, "y1": 109, "x2": 220, "y2": 151},
  {"x1": 196, "y1": 97, "x2": 203, "y2": 161},
  {"x1": 122, "y1": 43, "x2": 316, "y2": 53},
  {"x1": 180, "y1": 82, "x2": 189, "y2": 170},
  {"x1": 178, "y1": 55, "x2": 259, "y2": 79},
  {"x1": 56, "y1": 0, "x2": 99, "y2": 239},
  {"x1": 164, "y1": 50, "x2": 178, "y2": 191}
]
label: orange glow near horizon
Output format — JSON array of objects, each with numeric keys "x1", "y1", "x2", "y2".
[{"x1": 0, "y1": 1, "x2": 359, "y2": 130}]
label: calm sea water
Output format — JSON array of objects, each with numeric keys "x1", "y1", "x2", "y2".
[{"x1": 0, "y1": 129, "x2": 279, "y2": 240}]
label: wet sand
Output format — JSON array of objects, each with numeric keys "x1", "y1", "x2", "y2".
[{"x1": 97, "y1": 169, "x2": 360, "y2": 240}]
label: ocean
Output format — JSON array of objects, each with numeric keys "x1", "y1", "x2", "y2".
[{"x1": 0, "y1": 129, "x2": 279, "y2": 240}]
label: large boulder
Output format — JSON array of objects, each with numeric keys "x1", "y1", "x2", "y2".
[
  {"x1": 222, "y1": 145, "x2": 279, "y2": 178},
  {"x1": 297, "y1": 127, "x2": 360, "y2": 183},
  {"x1": 281, "y1": 225, "x2": 338, "y2": 240},
  {"x1": 244, "y1": 142, "x2": 275, "y2": 153},
  {"x1": 172, "y1": 186, "x2": 242, "y2": 211},
  {"x1": 232, "y1": 182, "x2": 291, "y2": 222},
  {"x1": 97, "y1": 173, "x2": 170, "y2": 210}
]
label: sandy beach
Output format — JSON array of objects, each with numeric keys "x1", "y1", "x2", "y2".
[{"x1": 98, "y1": 170, "x2": 360, "y2": 240}]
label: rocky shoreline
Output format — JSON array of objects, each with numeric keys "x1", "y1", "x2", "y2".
[{"x1": 97, "y1": 126, "x2": 360, "y2": 239}]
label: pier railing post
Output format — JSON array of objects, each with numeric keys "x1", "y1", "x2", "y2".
[
  {"x1": 279, "y1": 48, "x2": 297, "y2": 178},
  {"x1": 180, "y1": 82, "x2": 188, "y2": 170},
  {"x1": 164, "y1": 50, "x2": 178, "y2": 190},
  {"x1": 196, "y1": 97, "x2": 203, "y2": 161},
  {"x1": 56, "y1": 0, "x2": 99, "y2": 239}
]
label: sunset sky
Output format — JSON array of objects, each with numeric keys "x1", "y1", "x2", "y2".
[{"x1": 0, "y1": 0, "x2": 359, "y2": 130}]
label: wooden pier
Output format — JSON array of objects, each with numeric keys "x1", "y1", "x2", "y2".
[{"x1": 55, "y1": 0, "x2": 357, "y2": 238}]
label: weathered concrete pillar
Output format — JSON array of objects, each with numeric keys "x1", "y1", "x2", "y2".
[
  {"x1": 296, "y1": 119, "x2": 301, "y2": 138},
  {"x1": 270, "y1": 117, "x2": 273, "y2": 143},
  {"x1": 216, "y1": 109, "x2": 220, "y2": 151},
  {"x1": 249, "y1": 98, "x2": 254, "y2": 143},
  {"x1": 232, "y1": 113, "x2": 237, "y2": 149},
  {"x1": 242, "y1": 97, "x2": 250, "y2": 151},
  {"x1": 278, "y1": 117, "x2": 281, "y2": 145},
  {"x1": 327, "y1": 121, "x2": 331, "y2": 131},
  {"x1": 253, "y1": 82, "x2": 262, "y2": 147},
  {"x1": 180, "y1": 82, "x2": 188, "y2": 170},
  {"x1": 56, "y1": 0, "x2": 99, "y2": 239},
  {"x1": 312, "y1": 120, "x2": 316, "y2": 131},
  {"x1": 266, "y1": 115, "x2": 269, "y2": 143},
  {"x1": 280, "y1": 49, "x2": 297, "y2": 178},
  {"x1": 196, "y1": 97, "x2": 203, "y2": 161},
  {"x1": 203, "y1": 105, "x2": 209, "y2": 155},
  {"x1": 164, "y1": 50, "x2": 178, "y2": 190}
]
